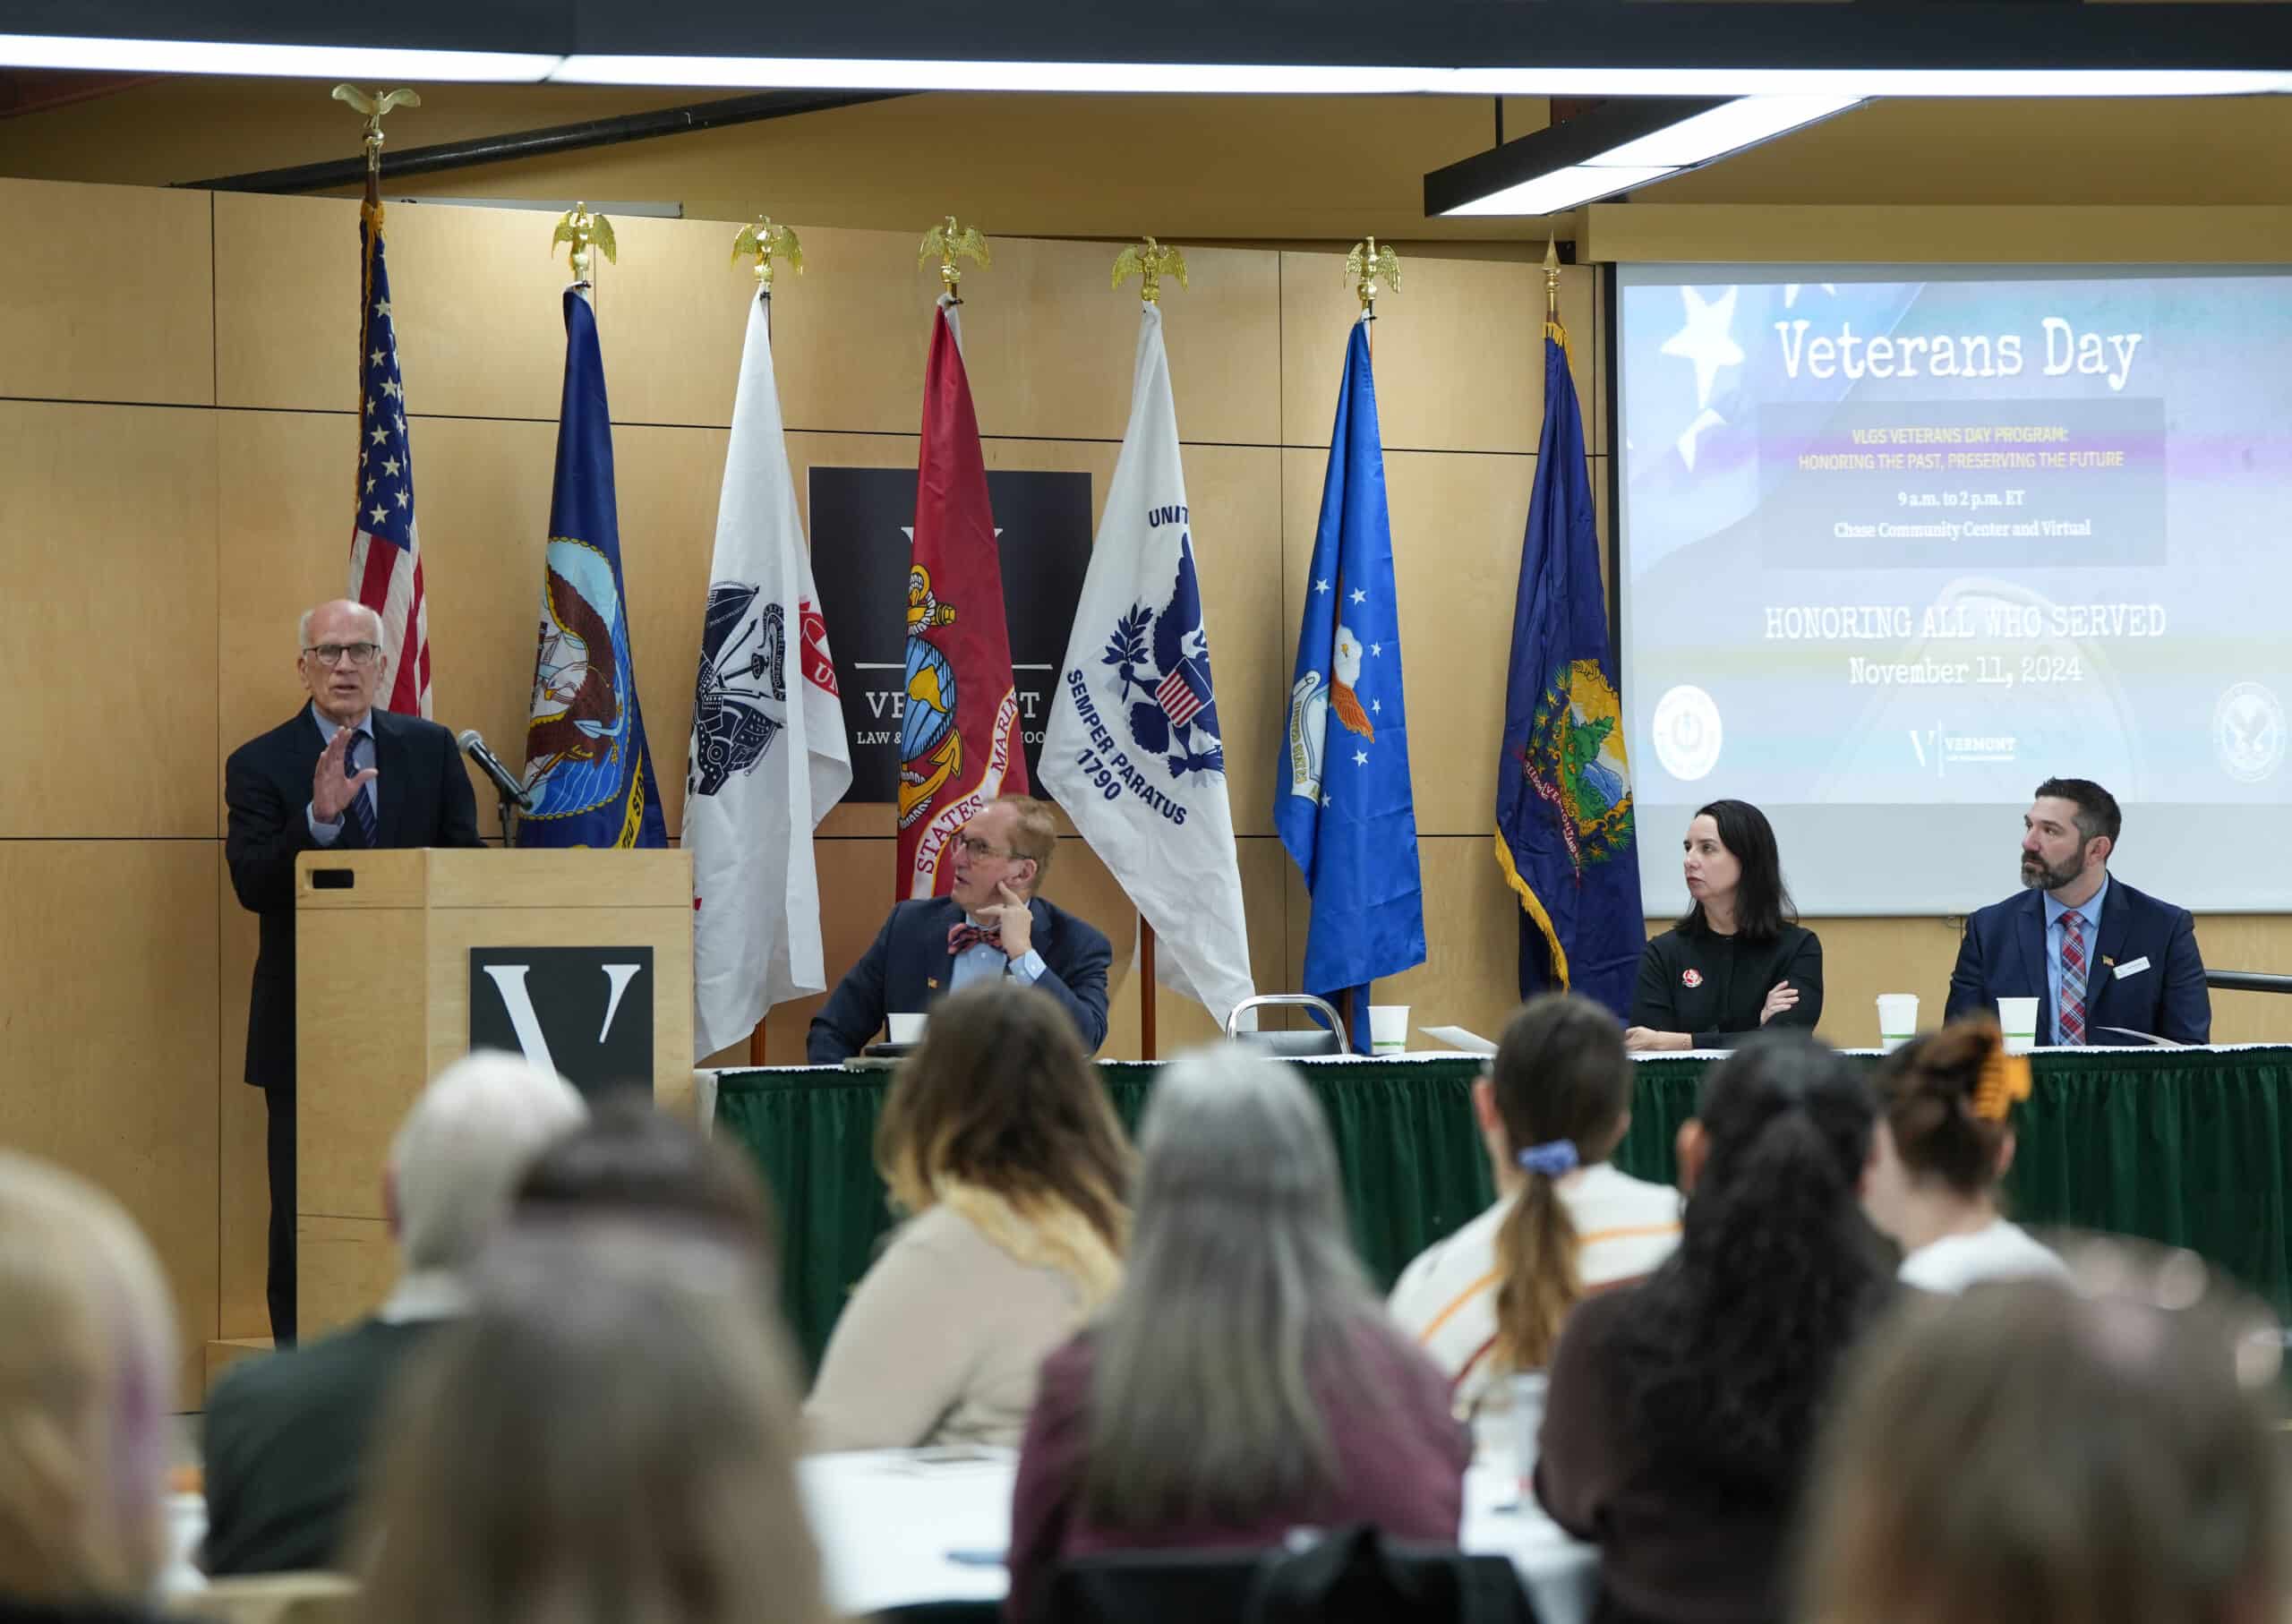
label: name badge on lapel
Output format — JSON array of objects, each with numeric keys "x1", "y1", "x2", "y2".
[{"x1": 2112, "y1": 956, "x2": 2151, "y2": 980}]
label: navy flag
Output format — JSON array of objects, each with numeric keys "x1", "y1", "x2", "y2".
[
  {"x1": 1497, "y1": 325, "x2": 1642, "y2": 1015},
  {"x1": 517, "y1": 287, "x2": 667, "y2": 849},
  {"x1": 1276, "y1": 320, "x2": 1426, "y2": 1048}
]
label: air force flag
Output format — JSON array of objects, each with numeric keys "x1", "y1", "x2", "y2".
[{"x1": 1040, "y1": 302, "x2": 1254, "y2": 1026}]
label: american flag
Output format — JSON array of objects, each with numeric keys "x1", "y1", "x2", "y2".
[{"x1": 347, "y1": 202, "x2": 432, "y2": 716}]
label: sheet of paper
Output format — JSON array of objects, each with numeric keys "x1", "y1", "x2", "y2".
[{"x1": 1420, "y1": 1024, "x2": 1497, "y2": 1055}]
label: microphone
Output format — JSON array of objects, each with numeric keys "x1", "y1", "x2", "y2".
[{"x1": 458, "y1": 729, "x2": 534, "y2": 811}]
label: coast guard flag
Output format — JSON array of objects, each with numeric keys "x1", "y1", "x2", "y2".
[
  {"x1": 1497, "y1": 326, "x2": 1642, "y2": 1016},
  {"x1": 685, "y1": 291, "x2": 853, "y2": 1057},
  {"x1": 898, "y1": 299, "x2": 1029, "y2": 898},
  {"x1": 1276, "y1": 321, "x2": 1425, "y2": 1048},
  {"x1": 346, "y1": 201, "x2": 432, "y2": 717},
  {"x1": 1040, "y1": 303, "x2": 1254, "y2": 1026},
  {"x1": 516, "y1": 287, "x2": 667, "y2": 849}
]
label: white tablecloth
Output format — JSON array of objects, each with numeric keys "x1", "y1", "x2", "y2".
[{"x1": 798, "y1": 1449, "x2": 1598, "y2": 1624}]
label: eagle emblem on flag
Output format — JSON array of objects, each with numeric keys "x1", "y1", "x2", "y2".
[{"x1": 1102, "y1": 538, "x2": 1225, "y2": 781}]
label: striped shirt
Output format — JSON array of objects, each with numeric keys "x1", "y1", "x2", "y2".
[{"x1": 1389, "y1": 1163, "x2": 1682, "y2": 1453}]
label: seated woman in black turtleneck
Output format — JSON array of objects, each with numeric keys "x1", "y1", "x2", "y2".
[{"x1": 1626, "y1": 799, "x2": 1823, "y2": 1053}]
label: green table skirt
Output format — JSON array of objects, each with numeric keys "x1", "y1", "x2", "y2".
[{"x1": 714, "y1": 1048, "x2": 2292, "y2": 1372}]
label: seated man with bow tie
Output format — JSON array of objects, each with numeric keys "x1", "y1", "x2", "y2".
[
  {"x1": 1944, "y1": 777, "x2": 2211, "y2": 1046},
  {"x1": 808, "y1": 796, "x2": 1113, "y2": 1064}
]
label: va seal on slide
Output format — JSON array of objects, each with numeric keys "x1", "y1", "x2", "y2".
[
  {"x1": 1651, "y1": 684, "x2": 1723, "y2": 783},
  {"x1": 2213, "y1": 681, "x2": 2286, "y2": 784}
]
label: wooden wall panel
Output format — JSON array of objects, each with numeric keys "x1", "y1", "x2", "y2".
[
  {"x1": 0, "y1": 402, "x2": 219, "y2": 838},
  {"x1": 215, "y1": 192, "x2": 573, "y2": 420},
  {"x1": 216, "y1": 871, "x2": 269, "y2": 1339},
  {"x1": 1279, "y1": 253, "x2": 1598, "y2": 454},
  {"x1": 0, "y1": 178, "x2": 212, "y2": 407},
  {"x1": 0, "y1": 842, "x2": 220, "y2": 1403}
]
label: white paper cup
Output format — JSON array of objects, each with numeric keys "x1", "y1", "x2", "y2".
[
  {"x1": 1512, "y1": 1371, "x2": 1549, "y2": 1492},
  {"x1": 1369, "y1": 1004, "x2": 1410, "y2": 1056},
  {"x1": 1876, "y1": 993, "x2": 1920, "y2": 1054},
  {"x1": 885, "y1": 1012, "x2": 927, "y2": 1045},
  {"x1": 1997, "y1": 996, "x2": 2040, "y2": 1056}
]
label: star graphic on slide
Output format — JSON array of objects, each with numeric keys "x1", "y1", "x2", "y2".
[
  {"x1": 1660, "y1": 286, "x2": 1744, "y2": 411},
  {"x1": 1782, "y1": 283, "x2": 1837, "y2": 310},
  {"x1": 1676, "y1": 408, "x2": 1726, "y2": 472}
]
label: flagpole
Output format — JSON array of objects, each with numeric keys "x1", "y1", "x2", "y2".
[{"x1": 749, "y1": 1015, "x2": 768, "y2": 1067}]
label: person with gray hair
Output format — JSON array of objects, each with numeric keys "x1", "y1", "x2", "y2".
[
  {"x1": 1005, "y1": 1046, "x2": 1468, "y2": 1622},
  {"x1": 225, "y1": 596, "x2": 484, "y2": 1342},
  {"x1": 201, "y1": 1051, "x2": 586, "y2": 1577}
]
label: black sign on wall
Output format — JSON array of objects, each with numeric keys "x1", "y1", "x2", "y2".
[
  {"x1": 808, "y1": 466, "x2": 1093, "y2": 803},
  {"x1": 469, "y1": 946, "x2": 654, "y2": 1099}
]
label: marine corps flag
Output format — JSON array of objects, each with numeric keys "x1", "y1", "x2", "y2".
[
  {"x1": 1040, "y1": 301, "x2": 1254, "y2": 1026},
  {"x1": 517, "y1": 286, "x2": 667, "y2": 849},
  {"x1": 1497, "y1": 325, "x2": 1642, "y2": 1015},
  {"x1": 898, "y1": 300, "x2": 1028, "y2": 898},
  {"x1": 686, "y1": 288, "x2": 853, "y2": 1057}
]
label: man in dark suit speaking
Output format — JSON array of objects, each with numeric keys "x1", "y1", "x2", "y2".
[
  {"x1": 808, "y1": 795, "x2": 1111, "y2": 1063},
  {"x1": 1945, "y1": 777, "x2": 2211, "y2": 1046},
  {"x1": 224, "y1": 599, "x2": 483, "y2": 1343}
]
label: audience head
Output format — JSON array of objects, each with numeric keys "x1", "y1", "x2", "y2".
[
  {"x1": 875, "y1": 979, "x2": 1130, "y2": 1277},
  {"x1": 1865, "y1": 1016, "x2": 2025, "y2": 1245},
  {"x1": 1679, "y1": 798, "x2": 1795, "y2": 939},
  {"x1": 513, "y1": 1090, "x2": 777, "y2": 1261},
  {"x1": 0, "y1": 1153, "x2": 179, "y2": 1603},
  {"x1": 2023, "y1": 776, "x2": 2121, "y2": 893},
  {"x1": 358, "y1": 1226, "x2": 825, "y2": 1624},
  {"x1": 1479, "y1": 994, "x2": 1635, "y2": 1372},
  {"x1": 1801, "y1": 1261, "x2": 2287, "y2": 1624},
  {"x1": 1085, "y1": 1046, "x2": 1393, "y2": 1527},
  {"x1": 386, "y1": 1050, "x2": 588, "y2": 1276},
  {"x1": 1637, "y1": 1031, "x2": 1891, "y2": 1482}
]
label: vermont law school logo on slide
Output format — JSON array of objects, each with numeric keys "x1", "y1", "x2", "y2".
[
  {"x1": 2215, "y1": 681, "x2": 2286, "y2": 784},
  {"x1": 807, "y1": 467, "x2": 1090, "y2": 802},
  {"x1": 469, "y1": 947, "x2": 653, "y2": 1098}
]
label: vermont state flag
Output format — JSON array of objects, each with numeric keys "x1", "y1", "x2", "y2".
[
  {"x1": 1497, "y1": 326, "x2": 1640, "y2": 1014},
  {"x1": 517, "y1": 286, "x2": 667, "y2": 849},
  {"x1": 1276, "y1": 320, "x2": 1425, "y2": 1047}
]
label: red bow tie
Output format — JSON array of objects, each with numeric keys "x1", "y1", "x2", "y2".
[{"x1": 948, "y1": 920, "x2": 1003, "y2": 954}]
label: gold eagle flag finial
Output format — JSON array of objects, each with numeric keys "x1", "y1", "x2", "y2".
[
  {"x1": 1346, "y1": 235, "x2": 1401, "y2": 317},
  {"x1": 331, "y1": 84, "x2": 419, "y2": 208},
  {"x1": 733, "y1": 217, "x2": 804, "y2": 294},
  {"x1": 919, "y1": 215, "x2": 991, "y2": 298},
  {"x1": 551, "y1": 202, "x2": 618, "y2": 285},
  {"x1": 1111, "y1": 236, "x2": 1189, "y2": 305}
]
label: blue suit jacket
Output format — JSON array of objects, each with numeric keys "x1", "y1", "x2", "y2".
[
  {"x1": 1944, "y1": 876, "x2": 2210, "y2": 1044},
  {"x1": 806, "y1": 894, "x2": 1113, "y2": 1064}
]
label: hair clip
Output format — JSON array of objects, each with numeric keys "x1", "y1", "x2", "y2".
[
  {"x1": 1518, "y1": 1140, "x2": 1580, "y2": 1177},
  {"x1": 1971, "y1": 1038, "x2": 2032, "y2": 1122}
]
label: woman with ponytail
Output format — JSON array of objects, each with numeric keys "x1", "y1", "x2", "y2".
[
  {"x1": 1535, "y1": 1031, "x2": 1894, "y2": 1624},
  {"x1": 1389, "y1": 995, "x2": 1680, "y2": 1448},
  {"x1": 1865, "y1": 1015, "x2": 2065, "y2": 1292}
]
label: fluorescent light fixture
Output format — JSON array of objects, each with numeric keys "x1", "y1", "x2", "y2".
[
  {"x1": 551, "y1": 56, "x2": 1441, "y2": 93},
  {"x1": 1594, "y1": 95, "x2": 1861, "y2": 168},
  {"x1": 1441, "y1": 164, "x2": 1677, "y2": 218},
  {"x1": 0, "y1": 33, "x2": 560, "y2": 80},
  {"x1": 1444, "y1": 67, "x2": 2292, "y2": 99}
]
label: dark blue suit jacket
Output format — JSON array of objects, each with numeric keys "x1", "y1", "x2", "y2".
[
  {"x1": 225, "y1": 705, "x2": 484, "y2": 1090},
  {"x1": 807, "y1": 894, "x2": 1113, "y2": 1064},
  {"x1": 1944, "y1": 876, "x2": 2210, "y2": 1044}
]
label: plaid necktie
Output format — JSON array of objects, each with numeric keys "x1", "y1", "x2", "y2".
[
  {"x1": 2059, "y1": 908, "x2": 2088, "y2": 1046},
  {"x1": 343, "y1": 731, "x2": 378, "y2": 847}
]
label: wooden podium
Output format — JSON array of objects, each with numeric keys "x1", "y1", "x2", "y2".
[{"x1": 291, "y1": 847, "x2": 694, "y2": 1338}]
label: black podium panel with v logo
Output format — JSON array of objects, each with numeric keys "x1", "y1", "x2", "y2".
[{"x1": 469, "y1": 946, "x2": 654, "y2": 1098}]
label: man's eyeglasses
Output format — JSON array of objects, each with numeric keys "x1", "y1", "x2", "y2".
[
  {"x1": 955, "y1": 834, "x2": 1015, "y2": 860},
  {"x1": 304, "y1": 642, "x2": 381, "y2": 669}
]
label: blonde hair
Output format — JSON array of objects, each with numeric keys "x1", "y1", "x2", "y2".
[
  {"x1": 356, "y1": 1227, "x2": 829, "y2": 1624},
  {"x1": 0, "y1": 1152, "x2": 179, "y2": 1603}
]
